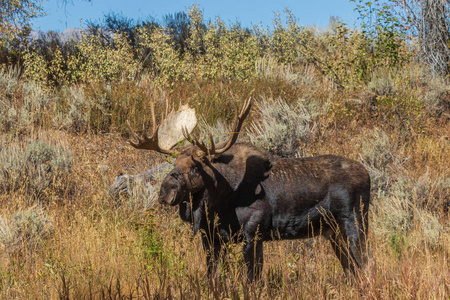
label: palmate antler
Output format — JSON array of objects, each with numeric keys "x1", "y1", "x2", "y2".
[
  {"x1": 127, "y1": 121, "x2": 175, "y2": 155},
  {"x1": 127, "y1": 101, "x2": 197, "y2": 155},
  {"x1": 183, "y1": 97, "x2": 252, "y2": 157}
]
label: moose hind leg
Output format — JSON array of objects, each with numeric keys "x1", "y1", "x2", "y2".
[
  {"x1": 327, "y1": 232, "x2": 354, "y2": 275},
  {"x1": 338, "y1": 214, "x2": 370, "y2": 276},
  {"x1": 345, "y1": 207, "x2": 370, "y2": 269}
]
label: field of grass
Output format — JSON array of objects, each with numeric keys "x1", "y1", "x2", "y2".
[
  {"x1": 0, "y1": 8, "x2": 449, "y2": 297},
  {"x1": 0, "y1": 61, "x2": 448, "y2": 299}
]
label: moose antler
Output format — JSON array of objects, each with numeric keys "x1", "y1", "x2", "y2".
[
  {"x1": 127, "y1": 101, "x2": 197, "y2": 155},
  {"x1": 127, "y1": 120, "x2": 175, "y2": 155},
  {"x1": 184, "y1": 97, "x2": 252, "y2": 157}
]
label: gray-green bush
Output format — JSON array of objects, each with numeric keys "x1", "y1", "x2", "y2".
[
  {"x1": 423, "y1": 76, "x2": 449, "y2": 117},
  {"x1": 53, "y1": 85, "x2": 91, "y2": 132},
  {"x1": 0, "y1": 68, "x2": 54, "y2": 132},
  {"x1": 0, "y1": 205, "x2": 53, "y2": 255},
  {"x1": 248, "y1": 97, "x2": 319, "y2": 157},
  {"x1": 0, "y1": 138, "x2": 72, "y2": 201}
]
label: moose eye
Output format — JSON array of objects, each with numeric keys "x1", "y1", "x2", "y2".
[{"x1": 189, "y1": 166, "x2": 198, "y2": 175}]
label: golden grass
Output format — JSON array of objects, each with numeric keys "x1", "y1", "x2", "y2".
[{"x1": 0, "y1": 121, "x2": 447, "y2": 299}]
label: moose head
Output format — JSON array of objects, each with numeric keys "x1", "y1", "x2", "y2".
[{"x1": 128, "y1": 98, "x2": 252, "y2": 207}]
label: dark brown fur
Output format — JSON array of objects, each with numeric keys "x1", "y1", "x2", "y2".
[{"x1": 158, "y1": 142, "x2": 371, "y2": 280}]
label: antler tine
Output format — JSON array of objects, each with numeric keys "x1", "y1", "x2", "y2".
[
  {"x1": 214, "y1": 97, "x2": 252, "y2": 155},
  {"x1": 208, "y1": 133, "x2": 215, "y2": 155},
  {"x1": 183, "y1": 126, "x2": 214, "y2": 155},
  {"x1": 127, "y1": 120, "x2": 142, "y2": 144},
  {"x1": 182, "y1": 126, "x2": 194, "y2": 143},
  {"x1": 127, "y1": 120, "x2": 174, "y2": 155},
  {"x1": 185, "y1": 97, "x2": 252, "y2": 157}
]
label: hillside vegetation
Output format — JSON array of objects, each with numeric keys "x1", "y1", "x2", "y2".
[{"x1": 0, "y1": 5, "x2": 449, "y2": 299}]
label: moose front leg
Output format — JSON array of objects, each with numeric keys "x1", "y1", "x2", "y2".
[
  {"x1": 201, "y1": 234, "x2": 224, "y2": 279},
  {"x1": 242, "y1": 236, "x2": 263, "y2": 281}
]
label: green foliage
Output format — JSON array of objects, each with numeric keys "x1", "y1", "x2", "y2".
[
  {"x1": 136, "y1": 218, "x2": 165, "y2": 264},
  {"x1": 15, "y1": 5, "x2": 409, "y2": 89},
  {"x1": 135, "y1": 213, "x2": 188, "y2": 278},
  {"x1": 22, "y1": 48, "x2": 48, "y2": 84},
  {"x1": 351, "y1": 0, "x2": 409, "y2": 67},
  {"x1": 270, "y1": 9, "x2": 304, "y2": 65},
  {"x1": 186, "y1": 4, "x2": 206, "y2": 60},
  {"x1": 74, "y1": 32, "x2": 138, "y2": 83},
  {"x1": 197, "y1": 18, "x2": 261, "y2": 81},
  {"x1": 323, "y1": 21, "x2": 374, "y2": 85},
  {"x1": 137, "y1": 26, "x2": 191, "y2": 87}
]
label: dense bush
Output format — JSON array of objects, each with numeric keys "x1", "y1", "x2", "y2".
[
  {"x1": 14, "y1": 5, "x2": 410, "y2": 89},
  {"x1": 0, "y1": 5, "x2": 448, "y2": 298},
  {"x1": 0, "y1": 68, "x2": 54, "y2": 132},
  {"x1": 0, "y1": 138, "x2": 72, "y2": 201},
  {"x1": 248, "y1": 97, "x2": 321, "y2": 157},
  {"x1": 0, "y1": 205, "x2": 53, "y2": 255}
]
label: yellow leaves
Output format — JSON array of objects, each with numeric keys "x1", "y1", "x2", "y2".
[
  {"x1": 1, "y1": 0, "x2": 44, "y2": 44},
  {"x1": 73, "y1": 32, "x2": 138, "y2": 83},
  {"x1": 23, "y1": 48, "x2": 48, "y2": 85}
]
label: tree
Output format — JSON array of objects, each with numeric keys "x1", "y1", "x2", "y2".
[
  {"x1": 0, "y1": 0, "x2": 44, "y2": 46},
  {"x1": 397, "y1": 0, "x2": 450, "y2": 75}
]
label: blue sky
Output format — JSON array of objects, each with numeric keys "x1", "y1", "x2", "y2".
[{"x1": 33, "y1": 0, "x2": 359, "y2": 33}]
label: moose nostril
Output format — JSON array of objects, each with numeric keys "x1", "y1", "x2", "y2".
[
  {"x1": 158, "y1": 188, "x2": 177, "y2": 205},
  {"x1": 169, "y1": 189, "x2": 177, "y2": 205}
]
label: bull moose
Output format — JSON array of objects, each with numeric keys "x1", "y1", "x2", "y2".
[{"x1": 128, "y1": 98, "x2": 371, "y2": 280}]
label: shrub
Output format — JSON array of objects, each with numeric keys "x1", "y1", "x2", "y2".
[
  {"x1": 0, "y1": 138, "x2": 72, "y2": 201},
  {"x1": 53, "y1": 85, "x2": 91, "y2": 132},
  {"x1": 368, "y1": 69, "x2": 397, "y2": 97},
  {"x1": 0, "y1": 66, "x2": 21, "y2": 95},
  {"x1": 137, "y1": 26, "x2": 191, "y2": 87},
  {"x1": 255, "y1": 56, "x2": 299, "y2": 84},
  {"x1": 373, "y1": 175, "x2": 445, "y2": 250},
  {"x1": 110, "y1": 164, "x2": 172, "y2": 212},
  {"x1": 360, "y1": 128, "x2": 399, "y2": 170},
  {"x1": 22, "y1": 47, "x2": 49, "y2": 85},
  {"x1": 359, "y1": 128, "x2": 407, "y2": 194},
  {"x1": 76, "y1": 32, "x2": 138, "y2": 83},
  {"x1": 423, "y1": 76, "x2": 450, "y2": 117},
  {"x1": 248, "y1": 97, "x2": 318, "y2": 157},
  {"x1": 0, "y1": 205, "x2": 53, "y2": 255},
  {"x1": 0, "y1": 69, "x2": 54, "y2": 132},
  {"x1": 196, "y1": 117, "x2": 232, "y2": 144},
  {"x1": 409, "y1": 174, "x2": 450, "y2": 212},
  {"x1": 197, "y1": 17, "x2": 261, "y2": 81}
]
